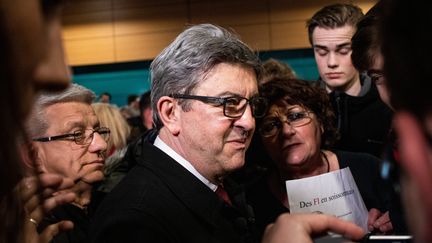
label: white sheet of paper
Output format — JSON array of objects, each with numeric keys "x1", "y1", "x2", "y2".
[{"x1": 285, "y1": 167, "x2": 368, "y2": 231}]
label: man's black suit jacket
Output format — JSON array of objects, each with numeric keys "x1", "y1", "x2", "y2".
[{"x1": 90, "y1": 140, "x2": 257, "y2": 243}]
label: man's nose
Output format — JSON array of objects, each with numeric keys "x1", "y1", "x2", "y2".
[
  {"x1": 236, "y1": 105, "x2": 255, "y2": 131},
  {"x1": 89, "y1": 132, "x2": 108, "y2": 152},
  {"x1": 327, "y1": 52, "x2": 338, "y2": 68}
]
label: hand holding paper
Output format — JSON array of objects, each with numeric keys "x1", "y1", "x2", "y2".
[{"x1": 368, "y1": 209, "x2": 393, "y2": 233}]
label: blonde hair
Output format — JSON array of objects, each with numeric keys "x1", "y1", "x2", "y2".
[{"x1": 92, "y1": 103, "x2": 131, "y2": 151}]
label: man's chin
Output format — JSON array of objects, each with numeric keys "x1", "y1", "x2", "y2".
[
  {"x1": 226, "y1": 155, "x2": 246, "y2": 171},
  {"x1": 81, "y1": 171, "x2": 104, "y2": 184}
]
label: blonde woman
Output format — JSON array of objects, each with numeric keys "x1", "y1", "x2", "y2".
[{"x1": 91, "y1": 103, "x2": 131, "y2": 193}]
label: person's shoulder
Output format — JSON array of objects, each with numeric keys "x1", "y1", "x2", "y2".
[
  {"x1": 357, "y1": 77, "x2": 390, "y2": 110},
  {"x1": 123, "y1": 129, "x2": 159, "y2": 166},
  {"x1": 334, "y1": 149, "x2": 380, "y2": 160},
  {"x1": 92, "y1": 168, "x2": 166, "y2": 231},
  {"x1": 99, "y1": 144, "x2": 168, "y2": 202},
  {"x1": 364, "y1": 85, "x2": 391, "y2": 111}
]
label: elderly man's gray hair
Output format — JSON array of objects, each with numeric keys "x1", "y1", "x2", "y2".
[
  {"x1": 26, "y1": 84, "x2": 96, "y2": 138},
  {"x1": 150, "y1": 23, "x2": 262, "y2": 130}
]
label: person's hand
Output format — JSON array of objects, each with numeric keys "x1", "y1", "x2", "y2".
[
  {"x1": 18, "y1": 173, "x2": 76, "y2": 243},
  {"x1": 262, "y1": 213, "x2": 365, "y2": 243},
  {"x1": 367, "y1": 208, "x2": 393, "y2": 234}
]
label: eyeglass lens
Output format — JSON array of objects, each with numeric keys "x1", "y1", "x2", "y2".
[
  {"x1": 224, "y1": 97, "x2": 267, "y2": 118},
  {"x1": 74, "y1": 128, "x2": 110, "y2": 145},
  {"x1": 259, "y1": 111, "x2": 311, "y2": 137}
]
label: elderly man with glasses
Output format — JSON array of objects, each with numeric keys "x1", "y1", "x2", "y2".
[
  {"x1": 90, "y1": 23, "x2": 266, "y2": 243},
  {"x1": 24, "y1": 83, "x2": 109, "y2": 243}
]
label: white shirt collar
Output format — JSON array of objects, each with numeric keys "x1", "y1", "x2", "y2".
[{"x1": 153, "y1": 136, "x2": 218, "y2": 192}]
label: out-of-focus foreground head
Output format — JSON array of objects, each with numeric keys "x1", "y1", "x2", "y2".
[
  {"x1": 381, "y1": 0, "x2": 432, "y2": 242},
  {"x1": 1, "y1": 0, "x2": 71, "y2": 121},
  {"x1": 0, "y1": 0, "x2": 70, "y2": 242},
  {"x1": 382, "y1": 0, "x2": 432, "y2": 117},
  {"x1": 351, "y1": 1, "x2": 384, "y2": 73},
  {"x1": 351, "y1": 1, "x2": 391, "y2": 107}
]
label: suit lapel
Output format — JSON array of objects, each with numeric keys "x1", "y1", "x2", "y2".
[{"x1": 138, "y1": 143, "x2": 229, "y2": 227}]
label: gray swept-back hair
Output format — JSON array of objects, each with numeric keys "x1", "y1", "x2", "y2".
[
  {"x1": 150, "y1": 23, "x2": 262, "y2": 130},
  {"x1": 26, "y1": 83, "x2": 95, "y2": 138}
]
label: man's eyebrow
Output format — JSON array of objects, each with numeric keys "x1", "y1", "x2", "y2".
[
  {"x1": 63, "y1": 121, "x2": 86, "y2": 132},
  {"x1": 63, "y1": 120, "x2": 100, "y2": 131},
  {"x1": 217, "y1": 91, "x2": 260, "y2": 99},
  {"x1": 313, "y1": 45, "x2": 329, "y2": 50},
  {"x1": 314, "y1": 43, "x2": 351, "y2": 51},
  {"x1": 216, "y1": 91, "x2": 242, "y2": 97},
  {"x1": 336, "y1": 42, "x2": 351, "y2": 49}
]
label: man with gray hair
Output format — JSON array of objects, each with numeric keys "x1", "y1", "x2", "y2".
[
  {"x1": 24, "y1": 83, "x2": 110, "y2": 243},
  {"x1": 90, "y1": 23, "x2": 267, "y2": 243}
]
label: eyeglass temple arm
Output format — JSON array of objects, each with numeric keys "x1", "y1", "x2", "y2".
[{"x1": 32, "y1": 133, "x2": 74, "y2": 142}]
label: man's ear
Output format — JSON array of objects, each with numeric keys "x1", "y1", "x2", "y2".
[
  {"x1": 394, "y1": 112, "x2": 432, "y2": 208},
  {"x1": 157, "y1": 96, "x2": 181, "y2": 136},
  {"x1": 20, "y1": 143, "x2": 44, "y2": 174}
]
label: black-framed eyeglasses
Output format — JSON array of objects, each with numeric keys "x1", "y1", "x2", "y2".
[
  {"x1": 33, "y1": 127, "x2": 111, "y2": 145},
  {"x1": 259, "y1": 110, "x2": 313, "y2": 137},
  {"x1": 170, "y1": 94, "x2": 268, "y2": 118}
]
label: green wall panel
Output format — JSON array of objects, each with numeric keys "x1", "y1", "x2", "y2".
[{"x1": 72, "y1": 49, "x2": 318, "y2": 107}]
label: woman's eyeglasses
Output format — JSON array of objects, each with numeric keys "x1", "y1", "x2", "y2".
[{"x1": 259, "y1": 110, "x2": 313, "y2": 137}]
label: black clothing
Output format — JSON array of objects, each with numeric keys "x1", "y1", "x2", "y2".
[
  {"x1": 317, "y1": 76, "x2": 393, "y2": 157},
  {"x1": 246, "y1": 150, "x2": 394, "y2": 239},
  {"x1": 245, "y1": 176, "x2": 285, "y2": 239},
  {"x1": 96, "y1": 129, "x2": 158, "y2": 195},
  {"x1": 92, "y1": 129, "x2": 158, "y2": 208},
  {"x1": 90, "y1": 138, "x2": 257, "y2": 243}
]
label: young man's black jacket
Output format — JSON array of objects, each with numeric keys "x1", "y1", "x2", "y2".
[{"x1": 317, "y1": 75, "x2": 393, "y2": 157}]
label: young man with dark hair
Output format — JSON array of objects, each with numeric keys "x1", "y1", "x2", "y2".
[{"x1": 307, "y1": 3, "x2": 393, "y2": 157}]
